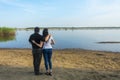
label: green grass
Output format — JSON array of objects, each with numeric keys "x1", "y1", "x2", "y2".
[{"x1": 0, "y1": 27, "x2": 15, "y2": 36}]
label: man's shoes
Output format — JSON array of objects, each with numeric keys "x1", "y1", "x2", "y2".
[
  {"x1": 39, "y1": 72, "x2": 43, "y2": 75},
  {"x1": 35, "y1": 72, "x2": 43, "y2": 75},
  {"x1": 35, "y1": 73, "x2": 39, "y2": 75},
  {"x1": 45, "y1": 72, "x2": 52, "y2": 76}
]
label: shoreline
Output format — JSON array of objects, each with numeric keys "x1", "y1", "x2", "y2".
[{"x1": 0, "y1": 48, "x2": 120, "y2": 53}]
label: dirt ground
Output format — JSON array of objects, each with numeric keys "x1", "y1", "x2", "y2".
[{"x1": 0, "y1": 49, "x2": 120, "y2": 80}]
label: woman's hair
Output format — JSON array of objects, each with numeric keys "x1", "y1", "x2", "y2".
[{"x1": 42, "y1": 28, "x2": 48, "y2": 37}]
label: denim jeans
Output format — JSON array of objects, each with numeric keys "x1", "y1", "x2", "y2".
[
  {"x1": 32, "y1": 49, "x2": 42, "y2": 74},
  {"x1": 43, "y1": 49, "x2": 52, "y2": 71}
]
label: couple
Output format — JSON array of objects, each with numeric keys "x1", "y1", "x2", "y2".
[{"x1": 29, "y1": 27, "x2": 55, "y2": 76}]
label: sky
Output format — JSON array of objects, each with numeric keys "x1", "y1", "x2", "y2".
[{"x1": 0, "y1": 0, "x2": 120, "y2": 28}]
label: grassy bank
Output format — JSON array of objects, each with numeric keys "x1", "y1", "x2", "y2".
[
  {"x1": 0, "y1": 49, "x2": 120, "y2": 80},
  {"x1": 0, "y1": 27, "x2": 15, "y2": 36}
]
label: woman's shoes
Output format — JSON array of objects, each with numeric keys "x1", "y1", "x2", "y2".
[
  {"x1": 45, "y1": 72, "x2": 49, "y2": 75},
  {"x1": 45, "y1": 72, "x2": 52, "y2": 76},
  {"x1": 49, "y1": 72, "x2": 52, "y2": 76}
]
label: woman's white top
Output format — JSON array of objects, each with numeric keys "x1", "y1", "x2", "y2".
[{"x1": 43, "y1": 36, "x2": 54, "y2": 49}]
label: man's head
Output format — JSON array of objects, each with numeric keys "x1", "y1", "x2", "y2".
[{"x1": 34, "y1": 27, "x2": 39, "y2": 33}]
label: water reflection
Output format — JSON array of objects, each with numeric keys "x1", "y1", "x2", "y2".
[{"x1": 0, "y1": 35, "x2": 15, "y2": 42}]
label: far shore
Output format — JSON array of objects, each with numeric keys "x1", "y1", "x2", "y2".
[
  {"x1": 17, "y1": 26, "x2": 120, "y2": 30},
  {"x1": 0, "y1": 48, "x2": 120, "y2": 80}
]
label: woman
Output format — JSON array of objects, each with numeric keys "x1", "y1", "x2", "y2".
[{"x1": 32, "y1": 28, "x2": 55, "y2": 76}]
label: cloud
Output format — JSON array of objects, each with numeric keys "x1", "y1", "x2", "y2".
[
  {"x1": 0, "y1": 0, "x2": 36, "y2": 14},
  {"x1": 87, "y1": 0, "x2": 120, "y2": 14},
  {"x1": 79, "y1": 0, "x2": 120, "y2": 26}
]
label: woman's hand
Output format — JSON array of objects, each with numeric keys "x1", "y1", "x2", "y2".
[
  {"x1": 51, "y1": 39, "x2": 55, "y2": 45},
  {"x1": 48, "y1": 34, "x2": 51, "y2": 37},
  {"x1": 32, "y1": 40, "x2": 36, "y2": 44}
]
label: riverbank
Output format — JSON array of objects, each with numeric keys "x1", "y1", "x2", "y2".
[{"x1": 0, "y1": 49, "x2": 120, "y2": 80}]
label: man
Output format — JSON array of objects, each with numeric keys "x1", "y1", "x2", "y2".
[{"x1": 29, "y1": 27, "x2": 43, "y2": 75}]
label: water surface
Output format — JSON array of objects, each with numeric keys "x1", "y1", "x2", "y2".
[{"x1": 0, "y1": 29, "x2": 120, "y2": 52}]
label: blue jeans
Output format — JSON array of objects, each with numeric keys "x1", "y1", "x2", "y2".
[{"x1": 43, "y1": 49, "x2": 52, "y2": 71}]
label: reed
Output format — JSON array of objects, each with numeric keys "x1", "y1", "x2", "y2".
[{"x1": 0, "y1": 27, "x2": 15, "y2": 36}]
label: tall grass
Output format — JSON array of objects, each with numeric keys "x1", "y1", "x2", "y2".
[{"x1": 0, "y1": 27, "x2": 15, "y2": 36}]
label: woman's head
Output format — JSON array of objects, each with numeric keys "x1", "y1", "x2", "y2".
[{"x1": 43, "y1": 28, "x2": 48, "y2": 37}]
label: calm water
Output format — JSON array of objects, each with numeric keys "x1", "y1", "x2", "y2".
[{"x1": 1, "y1": 29, "x2": 120, "y2": 52}]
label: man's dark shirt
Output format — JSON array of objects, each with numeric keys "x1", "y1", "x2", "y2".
[{"x1": 29, "y1": 33, "x2": 43, "y2": 49}]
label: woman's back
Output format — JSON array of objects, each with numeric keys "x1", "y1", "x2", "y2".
[{"x1": 43, "y1": 35, "x2": 54, "y2": 49}]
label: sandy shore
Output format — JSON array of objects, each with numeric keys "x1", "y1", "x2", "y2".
[{"x1": 0, "y1": 49, "x2": 120, "y2": 80}]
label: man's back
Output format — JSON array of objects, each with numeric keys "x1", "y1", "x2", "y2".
[{"x1": 29, "y1": 33, "x2": 43, "y2": 49}]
